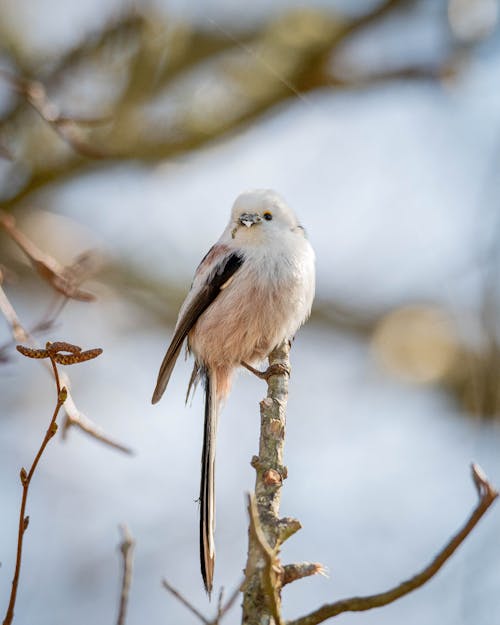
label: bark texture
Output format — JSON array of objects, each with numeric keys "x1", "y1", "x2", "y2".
[{"x1": 241, "y1": 341, "x2": 300, "y2": 625}]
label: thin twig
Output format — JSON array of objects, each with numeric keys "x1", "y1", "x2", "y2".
[
  {"x1": 161, "y1": 579, "x2": 210, "y2": 625},
  {"x1": 116, "y1": 524, "x2": 135, "y2": 625},
  {"x1": 287, "y1": 463, "x2": 498, "y2": 625},
  {"x1": 60, "y1": 392, "x2": 134, "y2": 455},
  {"x1": 161, "y1": 577, "x2": 242, "y2": 625},
  {"x1": 2, "y1": 354, "x2": 66, "y2": 625},
  {"x1": 213, "y1": 582, "x2": 242, "y2": 624}
]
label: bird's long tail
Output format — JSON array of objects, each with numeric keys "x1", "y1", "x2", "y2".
[{"x1": 200, "y1": 368, "x2": 218, "y2": 595}]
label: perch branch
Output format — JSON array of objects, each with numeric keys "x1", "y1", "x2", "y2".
[
  {"x1": 287, "y1": 463, "x2": 498, "y2": 625},
  {"x1": 116, "y1": 524, "x2": 135, "y2": 625},
  {"x1": 242, "y1": 340, "x2": 299, "y2": 625}
]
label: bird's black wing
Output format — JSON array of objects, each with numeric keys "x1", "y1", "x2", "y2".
[{"x1": 151, "y1": 249, "x2": 243, "y2": 404}]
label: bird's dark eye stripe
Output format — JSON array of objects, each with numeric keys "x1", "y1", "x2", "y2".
[{"x1": 263, "y1": 212, "x2": 273, "y2": 220}]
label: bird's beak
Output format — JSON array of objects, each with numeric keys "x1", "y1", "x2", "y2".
[{"x1": 239, "y1": 213, "x2": 262, "y2": 228}]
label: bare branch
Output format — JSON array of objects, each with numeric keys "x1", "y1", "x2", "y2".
[
  {"x1": 242, "y1": 341, "x2": 297, "y2": 624},
  {"x1": 287, "y1": 464, "x2": 498, "y2": 625},
  {"x1": 116, "y1": 524, "x2": 135, "y2": 625},
  {"x1": 60, "y1": 397, "x2": 134, "y2": 455}
]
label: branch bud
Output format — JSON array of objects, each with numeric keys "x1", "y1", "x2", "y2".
[{"x1": 20, "y1": 467, "x2": 27, "y2": 484}]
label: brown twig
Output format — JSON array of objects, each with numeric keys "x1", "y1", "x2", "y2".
[
  {"x1": 162, "y1": 579, "x2": 210, "y2": 625},
  {"x1": 286, "y1": 463, "x2": 498, "y2": 625},
  {"x1": 2, "y1": 350, "x2": 67, "y2": 625},
  {"x1": 161, "y1": 578, "x2": 242, "y2": 625},
  {"x1": 116, "y1": 524, "x2": 135, "y2": 625}
]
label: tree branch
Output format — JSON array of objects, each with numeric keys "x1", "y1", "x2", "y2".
[
  {"x1": 2, "y1": 1, "x2": 435, "y2": 212},
  {"x1": 161, "y1": 579, "x2": 210, "y2": 625},
  {"x1": 286, "y1": 463, "x2": 498, "y2": 625},
  {"x1": 242, "y1": 340, "x2": 300, "y2": 625}
]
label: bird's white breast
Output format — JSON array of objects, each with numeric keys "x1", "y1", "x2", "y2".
[{"x1": 189, "y1": 229, "x2": 315, "y2": 371}]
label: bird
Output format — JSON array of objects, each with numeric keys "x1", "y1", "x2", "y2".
[{"x1": 151, "y1": 189, "x2": 315, "y2": 595}]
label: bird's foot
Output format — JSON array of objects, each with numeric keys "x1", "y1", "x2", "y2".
[{"x1": 241, "y1": 361, "x2": 290, "y2": 380}]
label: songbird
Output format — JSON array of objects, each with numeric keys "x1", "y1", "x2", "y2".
[{"x1": 152, "y1": 189, "x2": 315, "y2": 594}]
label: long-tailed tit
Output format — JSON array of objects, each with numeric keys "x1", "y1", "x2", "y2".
[{"x1": 152, "y1": 189, "x2": 315, "y2": 594}]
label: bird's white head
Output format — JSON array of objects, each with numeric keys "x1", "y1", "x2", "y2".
[{"x1": 226, "y1": 189, "x2": 300, "y2": 245}]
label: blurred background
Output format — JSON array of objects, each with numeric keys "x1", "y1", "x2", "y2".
[{"x1": 0, "y1": 0, "x2": 500, "y2": 623}]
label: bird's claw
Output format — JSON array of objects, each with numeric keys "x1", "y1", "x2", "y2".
[{"x1": 241, "y1": 361, "x2": 290, "y2": 381}]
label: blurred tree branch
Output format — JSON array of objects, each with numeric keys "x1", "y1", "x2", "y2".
[
  {"x1": 0, "y1": 216, "x2": 133, "y2": 454},
  {"x1": 0, "y1": 0, "x2": 458, "y2": 210}
]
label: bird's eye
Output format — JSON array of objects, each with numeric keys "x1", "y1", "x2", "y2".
[{"x1": 263, "y1": 212, "x2": 273, "y2": 221}]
